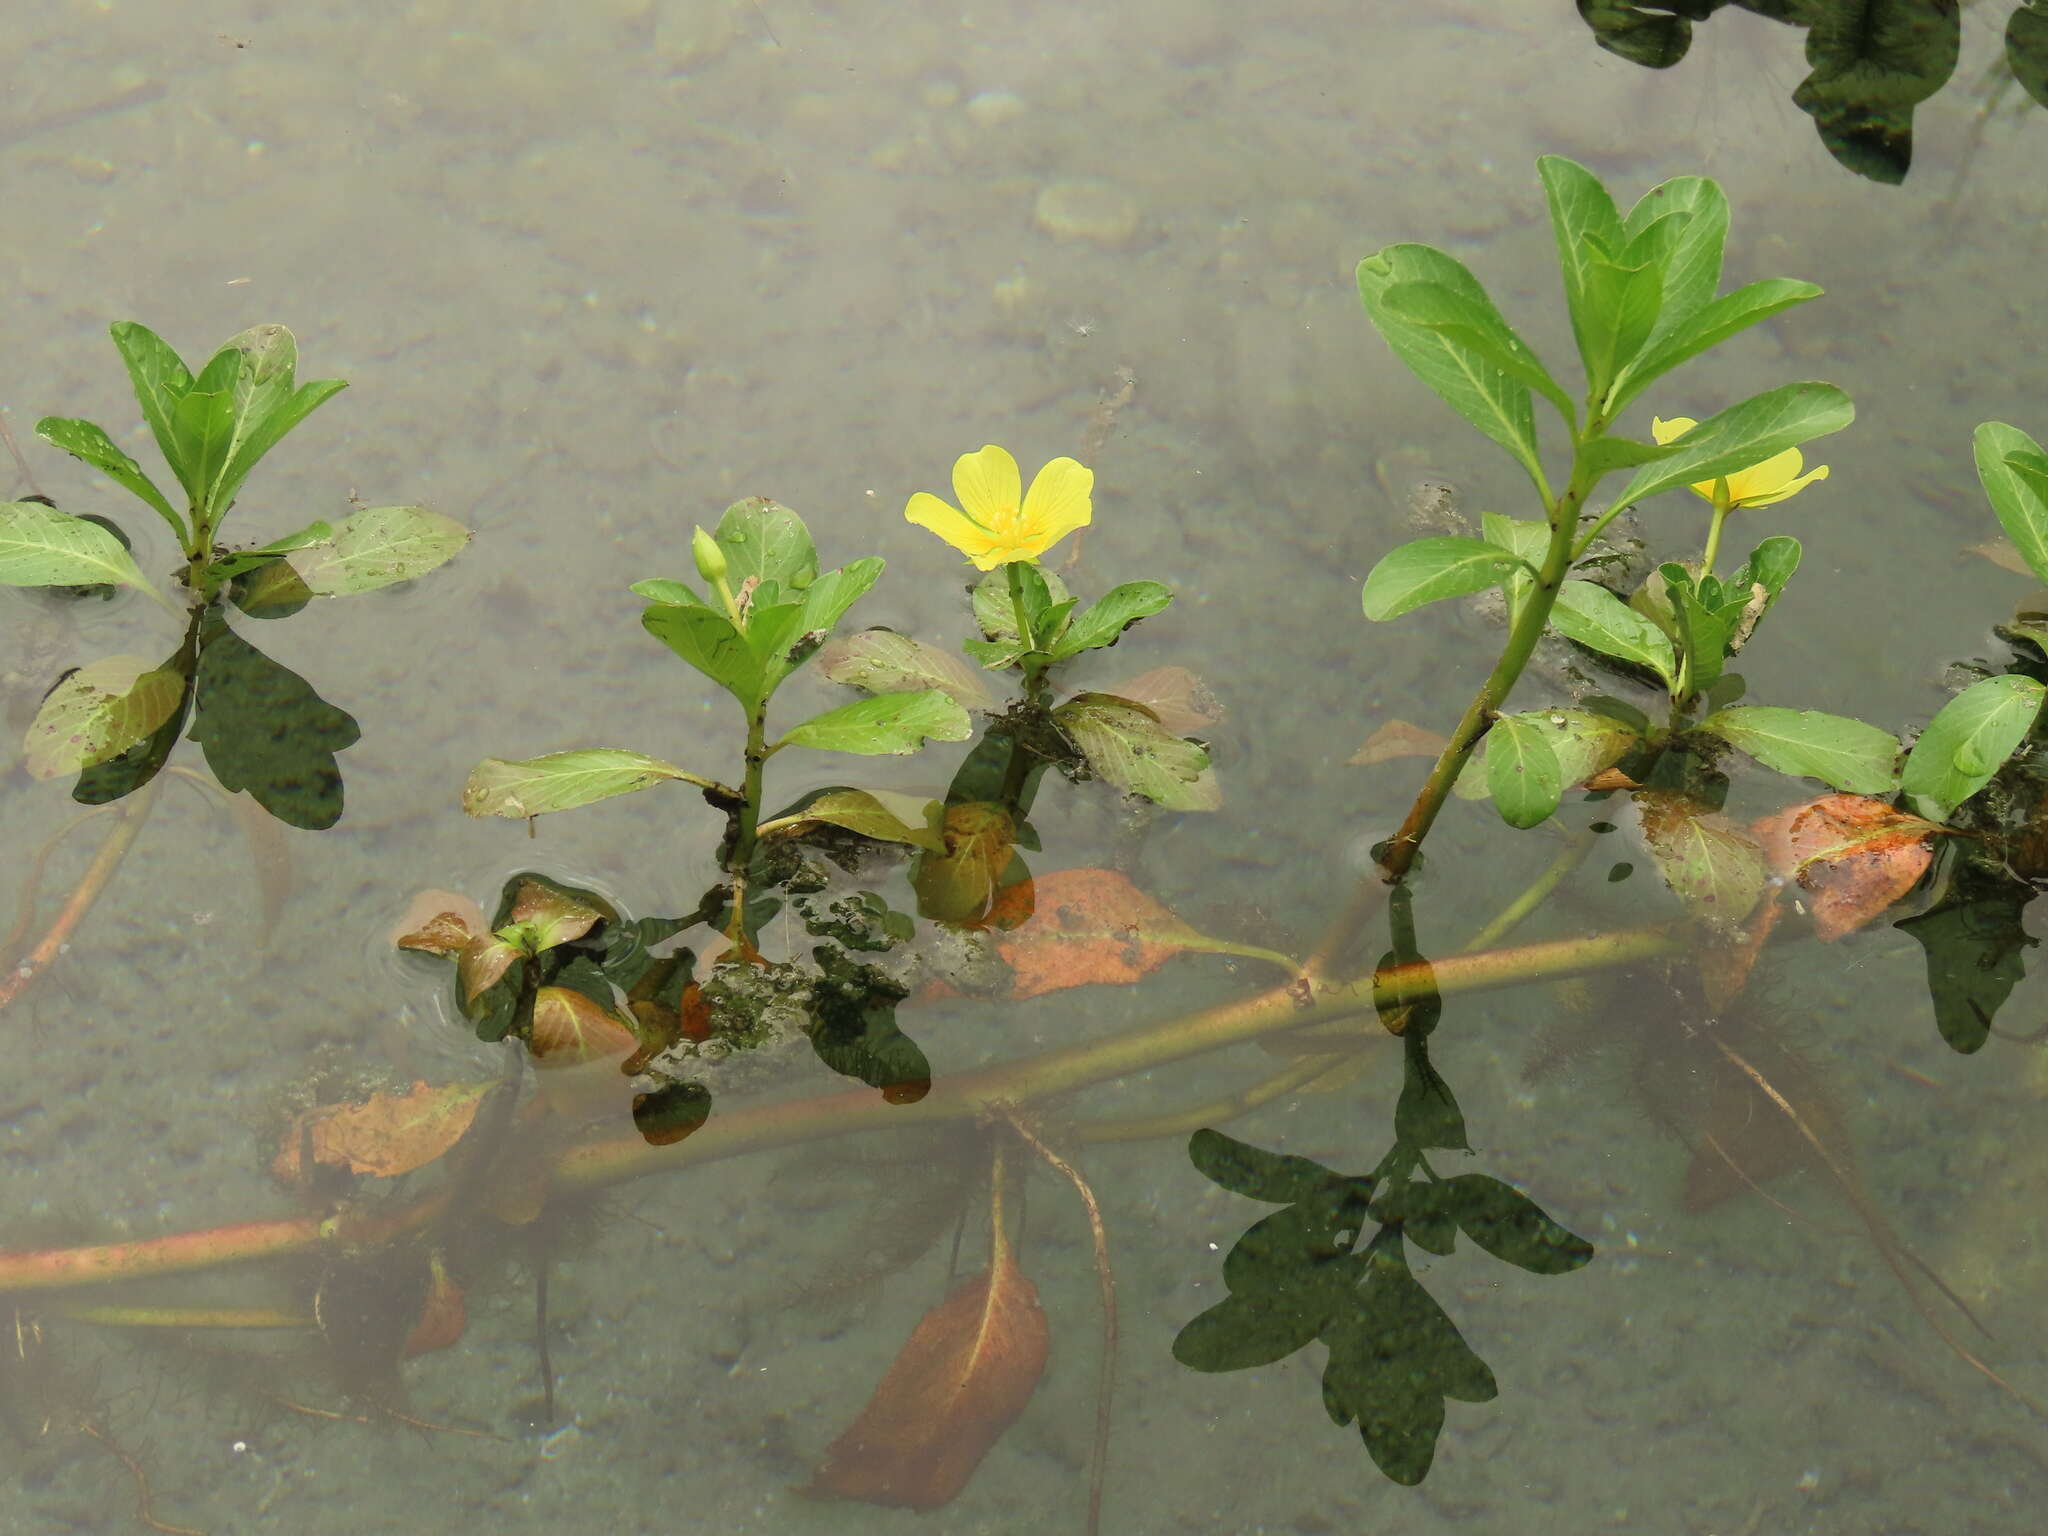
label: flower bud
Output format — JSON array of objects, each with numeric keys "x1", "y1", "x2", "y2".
[{"x1": 692, "y1": 526, "x2": 728, "y2": 587}]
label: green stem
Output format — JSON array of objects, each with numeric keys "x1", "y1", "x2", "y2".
[
  {"x1": 1378, "y1": 450, "x2": 1598, "y2": 884},
  {"x1": 1700, "y1": 482, "x2": 1733, "y2": 579}
]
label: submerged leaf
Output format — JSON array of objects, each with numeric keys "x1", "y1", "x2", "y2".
[
  {"x1": 1055, "y1": 692, "x2": 1219, "y2": 810},
  {"x1": 1629, "y1": 788, "x2": 1766, "y2": 923},
  {"x1": 273, "y1": 1080, "x2": 490, "y2": 1184},
  {"x1": 757, "y1": 787, "x2": 946, "y2": 852},
  {"x1": 805, "y1": 1238, "x2": 1049, "y2": 1510},
  {"x1": 816, "y1": 628, "x2": 996, "y2": 711},
  {"x1": 1350, "y1": 719, "x2": 1449, "y2": 767},
  {"x1": 1103, "y1": 665, "x2": 1223, "y2": 733},
  {"x1": 989, "y1": 867, "x2": 1209, "y2": 1000}
]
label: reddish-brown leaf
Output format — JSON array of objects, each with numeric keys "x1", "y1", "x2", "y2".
[
  {"x1": 992, "y1": 867, "x2": 1206, "y2": 999},
  {"x1": 1348, "y1": 719, "x2": 1448, "y2": 767},
  {"x1": 529, "y1": 986, "x2": 637, "y2": 1067},
  {"x1": 1101, "y1": 665, "x2": 1223, "y2": 733},
  {"x1": 1749, "y1": 794, "x2": 1941, "y2": 941},
  {"x1": 391, "y1": 888, "x2": 487, "y2": 955},
  {"x1": 403, "y1": 1254, "x2": 467, "y2": 1357},
  {"x1": 805, "y1": 1243, "x2": 1049, "y2": 1510},
  {"x1": 272, "y1": 1080, "x2": 490, "y2": 1184}
]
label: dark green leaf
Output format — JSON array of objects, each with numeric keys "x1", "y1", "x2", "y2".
[
  {"x1": 1437, "y1": 1174, "x2": 1594, "y2": 1276},
  {"x1": 1605, "y1": 382, "x2": 1854, "y2": 513},
  {"x1": 1895, "y1": 865, "x2": 2033, "y2": 1055},
  {"x1": 187, "y1": 619, "x2": 360, "y2": 829},
  {"x1": 1189, "y1": 1128, "x2": 1350, "y2": 1206},
  {"x1": 1052, "y1": 580, "x2": 1174, "y2": 657},
  {"x1": 1551, "y1": 580, "x2": 1678, "y2": 688},
  {"x1": 1698, "y1": 706, "x2": 1900, "y2": 794},
  {"x1": 1486, "y1": 712, "x2": 1564, "y2": 828},
  {"x1": 712, "y1": 497, "x2": 816, "y2": 591},
  {"x1": 33, "y1": 417, "x2": 186, "y2": 542}
]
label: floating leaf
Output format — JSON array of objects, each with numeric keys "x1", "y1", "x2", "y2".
[
  {"x1": 1054, "y1": 692, "x2": 1219, "y2": 810},
  {"x1": 1751, "y1": 794, "x2": 1942, "y2": 941},
  {"x1": 778, "y1": 689, "x2": 972, "y2": 755},
  {"x1": 279, "y1": 505, "x2": 469, "y2": 595},
  {"x1": 1629, "y1": 788, "x2": 1766, "y2": 922},
  {"x1": 816, "y1": 629, "x2": 996, "y2": 711},
  {"x1": 1485, "y1": 712, "x2": 1565, "y2": 828},
  {"x1": 0, "y1": 500, "x2": 160, "y2": 597},
  {"x1": 1350, "y1": 719, "x2": 1449, "y2": 767},
  {"x1": 272, "y1": 1080, "x2": 490, "y2": 1184},
  {"x1": 1698, "y1": 705, "x2": 1899, "y2": 794},
  {"x1": 529, "y1": 986, "x2": 638, "y2": 1067},
  {"x1": 805, "y1": 1219, "x2": 1049, "y2": 1510},
  {"x1": 757, "y1": 787, "x2": 946, "y2": 852},
  {"x1": 22, "y1": 656, "x2": 184, "y2": 779},
  {"x1": 461, "y1": 748, "x2": 713, "y2": 818},
  {"x1": 1900, "y1": 674, "x2": 2046, "y2": 822},
  {"x1": 391, "y1": 889, "x2": 487, "y2": 955}
]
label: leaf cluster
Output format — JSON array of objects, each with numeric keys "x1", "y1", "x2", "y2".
[{"x1": 1173, "y1": 1129, "x2": 1589, "y2": 1484}]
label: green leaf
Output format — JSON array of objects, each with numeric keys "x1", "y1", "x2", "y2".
[
  {"x1": 205, "y1": 521, "x2": 336, "y2": 581},
  {"x1": 1729, "y1": 535, "x2": 1801, "y2": 612},
  {"x1": 1975, "y1": 422, "x2": 2048, "y2": 587},
  {"x1": 1052, "y1": 580, "x2": 1174, "y2": 658},
  {"x1": 1576, "y1": 238, "x2": 1665, "y2": 404},
  {"x1": 271, "y1": 506, "x2": 468, "y2": 595},
  {"x1": 22, "y1": 656, "x2": 186, "y2": 780},
  {"x1": 205, "y1": 325, "x2": 347, "y2": 516},
  {"x1": 107, "y1": 321, "x2": 195, "y2": 498},
  {"x1": 1900, "y1": 675, "x2": 2047, "y2": 821},
  {"x1": 1357, "y1": 243, "x2": 1544, "y2": 490},
  {"x1": 971, "y1": 563, "x2": 1069, "y2": 643},
  {"x1": 1376, "y1": 277, "x2": 1576, "y2": 423},
  {"x1": 776, "y1": 688, "x2": 971, "y2": 755},
  {"x1": 1481, "y1": 513, "x2": 1550, "y2": 625},
  {"x1": 756, "y1": 787, "x2": 946, "y2": 852},
  {"x1": 1630, "y1": 789, "x2": 1766, "y2": 922},
  {"x1": 1663, "y1": 567, "x2": 1737, "y2": 693},
  {"x1": 1610, "y1": 279, "x2": 1823, "y2": 414},
  {"x1": 642, "y1": 602, "x2": 760, "y2": 706},
  {"x1": 1485, "y1": 713, "x2": 1564, "y2": 829},
  {"x1": 1536, "y1": 155, "x2": 1625, "y2": 393},
  {"x1": 167, "y1": 382, "x2": 238, "y2": 525},
  {"x1": 1054, "y1": 691, "x2": 1220, "y2": 811},
  {"x1": 627, "y1": 576, "x2": 706, "y2": 607},
  {"x1": 34, "y1": 417, "x2": 186, "y2": 542},
  {"x1": 712, "y1": 497, "x2": 817, "y2": 591},
  {"x1": 815, "y1": 628, "x2": 995, "y2": 710},
  {"x1": 0, "y1": 501, "x2": 161, "y2": 599},
  {"x1": 1361, "y1": 537, "x2": 1529, "y2": 621},
  {"x1": 1625, "y1": 175, "x2": 1727, "y2": 345},
  {"x1": 461, "y1": 748, "x2": 717, "y2": 818},
  {"x1": 1697, "y1": 706, "x2": 1899, "y2": 793},
  {"x1": 1606, "y1": 382, "x2": 1854, "y2": 513},
  {"x1": 1551, "y1": 580, "x2": 1677, "y2": 689},
  {"x1": 1578, "y1": 434, "x2": 1676, "y2": 479}
]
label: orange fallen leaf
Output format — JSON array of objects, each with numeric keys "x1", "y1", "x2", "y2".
[
  {"x1": 1581, "y1": 766, "x2": 1640, "y2": 791},
  {"x1": 990, "y1": 867, "x2": 1224, "y2": 1000},
  {"x1": 1349, "y1": 719, "x2": 1448, "y2": 767},
  {"x1": 805, "y1": 1207, "x2": 1049, "y2": 1509},
  {"x1": 1968, "y1": 537, "x2": 2035, "y2": 578},
  {"x1": 1749, "y1": 794, "x2": 1941, "y2": 941},
  {"x1": 273, "y1": 1080, "x2": 490, "y2": 1185}
]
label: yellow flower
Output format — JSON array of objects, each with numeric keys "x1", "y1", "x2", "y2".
[
  {"x1": 904, "y1": 444, "x2": 1093, "y2": 570},
  {"x1": 1651, "y1": 416, "x2": 1830, "y2": 508}
]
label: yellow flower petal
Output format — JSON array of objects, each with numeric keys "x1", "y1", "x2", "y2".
[
  {"x1": 905, "y1": 490, "x2": 1000, "y2": 561},
  {"x1": 952, "y1": 445, "x2": 1022, "y2": 531},
  {"x1": 1651, "y1": 416, "x2": 1697, "y2": 445},
  {"x1": 1018, "y1": 456, "x2": 1094, "y2": 553},
  {"x1": 1729, "y1": 461, "x2": 1828, "y2": 509}
]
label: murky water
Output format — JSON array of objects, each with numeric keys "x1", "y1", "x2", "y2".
[{"x1": 6, "y1": 3, "x2": 2048, "y2": 1532}]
